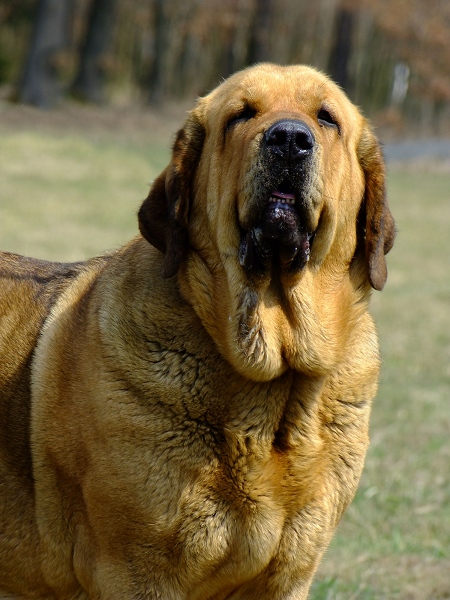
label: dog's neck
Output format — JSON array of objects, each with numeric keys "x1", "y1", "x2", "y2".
[{"x1": 177, "y1": 245, "x2": 368, "y2": 385}]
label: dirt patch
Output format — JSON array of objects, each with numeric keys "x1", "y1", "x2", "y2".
[
  {"x1": 0, "y1": 96, "x2": 191, "y2": 145},
  {"x1": 369, "y1": 555, "x2": 450, "y2": 600},
  {"x1": 317, "y1": 553, "x2": 450, "y2": 599},
  {"x1": 3, "y1": 93, "x2": 450, "y2": 173}
]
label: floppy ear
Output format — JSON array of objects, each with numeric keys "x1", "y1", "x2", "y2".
[
  {"x1": 358, "y1": 124, "x2": 396, "y2": 291},
  {"x1": 138, "y1": 113, "x2": 205, "y2": 278}
]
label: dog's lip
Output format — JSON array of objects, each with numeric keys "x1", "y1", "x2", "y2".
[{"x1": 271, "y1": 190, "x2": 296, "y2": 201}]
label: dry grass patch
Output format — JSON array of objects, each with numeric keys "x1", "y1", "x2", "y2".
[{"x1": 0, "y1": 128, "x2": 170, "y2": 260}]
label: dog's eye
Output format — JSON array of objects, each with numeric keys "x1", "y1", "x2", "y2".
[
  {"x1": 318, "y1": 108, "x2": 339, "y2": 131},
  {"x1": 226, "y1": 105, "x2": 257, "y2": 130}
]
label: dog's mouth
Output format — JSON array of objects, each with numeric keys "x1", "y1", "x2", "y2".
[
  {"x1": 269, "y1": 189, "x2": 296, "y2": 206},
  {"x1": 239, "y1": 180, "x2": 315, "y2": 277}
]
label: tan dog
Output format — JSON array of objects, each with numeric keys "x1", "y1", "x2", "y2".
[{"x1": 0, "y1": 64, "x2": 394, "y2": 599}]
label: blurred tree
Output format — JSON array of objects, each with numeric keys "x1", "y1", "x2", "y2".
[
  {"x1": 0, "y1": 0, "x2": 35, "y2": 84},
  {"x1": 348, "y1": 0, "x2": 450, "y2": 126},
  {"x1": 148, "y1": 0, "x2": 167, "y2": 104},
  {"x1": 19, "y1": 0, "x2": 74, "y2": 108},
  {"x1": 248, "y1": 0, "x2": 273, "y2": 63},
  {"x1": 71, "y1": 0, "x2": 118, "y2": 103},
  {"x1": 328, "y1": 7, "x2": 354, "y2": 94},
  {"x1": 4, "y1": 0, "x2": 448, "y2": 130}
]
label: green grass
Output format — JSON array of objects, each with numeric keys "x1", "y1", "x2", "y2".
[
  {"x1": 0, "y1": 118, "x2": 449, "y2": 599},
  {"x1": 0, "y1": 129, "x2": 170, "y2": 260}
]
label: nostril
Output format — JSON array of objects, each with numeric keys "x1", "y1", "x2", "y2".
[
  {"x1": 267, "y1": 128, "x2": 287, "y2": 147},
  {"x1": 295, "y1": 130, "x2": 314, "y2": 151}
]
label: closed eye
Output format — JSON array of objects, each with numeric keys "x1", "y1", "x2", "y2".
[
  {"x1": 318, "y1": 108, "x2": 340, "y2": 132},
  {"x1": 226, "y1": 105, "x2": 257, "y2": 130}
]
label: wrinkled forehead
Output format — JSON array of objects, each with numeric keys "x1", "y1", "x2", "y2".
[{"x1": 198, "y1": 64, "x2": 361, "y2": 127}]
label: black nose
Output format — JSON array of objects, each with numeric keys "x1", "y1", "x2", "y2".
[{"x1": 263, "y1": 120, "x2": 315, "y2": 163}]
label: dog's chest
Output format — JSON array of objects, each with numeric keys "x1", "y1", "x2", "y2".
[
  {"x1": 137, "y1": 345, "x2": 291, "y2": 570},
  {"x1": 164, "y1": 434, "x2": 289, "y2": 587}
]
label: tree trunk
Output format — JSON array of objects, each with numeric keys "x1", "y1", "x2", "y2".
[
  {"x1": 328, "y1": 8, "x2": 354, "y2": 94},
  {"x1": 148, "y1": 0, "x2": 169, "y2": 105},
  {"x1": 71, "y1": 0, "x2": 118, "y2": 104},
  {"x1": 248, "y1": 0, "x2": 274, "y2": 64},
  {"x1": 19, "y1": 0, "x2": 74, "y2": 108}
]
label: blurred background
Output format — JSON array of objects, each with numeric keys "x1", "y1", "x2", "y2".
[
  {"x1": 0, "y1": 0, "x2": 449, "y2": 136},
  {"x1": 0, "y1": 2, "x2": 449, "y2": 599}
]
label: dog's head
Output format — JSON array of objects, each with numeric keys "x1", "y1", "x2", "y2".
[{"x1": 139, "y1": 64, "x2": 395, "y2": 380}]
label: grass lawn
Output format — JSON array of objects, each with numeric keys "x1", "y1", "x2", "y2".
[
  {"x1": 0, "y1": 128, "x2": 169, "y2": 260},
  {"x1": 0, "y1": 106, "x2": 449, "y2": 599}
]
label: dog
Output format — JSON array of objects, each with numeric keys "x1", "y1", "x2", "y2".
[{"x1": 0, "y1": 64, "x2": 395, "y2": 599}]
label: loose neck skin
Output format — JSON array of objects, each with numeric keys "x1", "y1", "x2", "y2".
[
  {"x1": 176, "y1": 231, "x2": 371, "y2": 385},
  {"x1": 100, "y1": 238, "x2": 376, "y2": 454}
]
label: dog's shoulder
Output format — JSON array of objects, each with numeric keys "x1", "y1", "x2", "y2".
[{"x1": 0, "y1": 250, "x2": 110, "y2": 384}]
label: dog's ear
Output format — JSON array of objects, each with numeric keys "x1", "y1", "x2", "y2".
[
  {"x1": 138, "y1": 113, "x2": 205, "y2": 278},
  {"x1": 358, "y1": 124, "x2": 396, "y2": 291}
]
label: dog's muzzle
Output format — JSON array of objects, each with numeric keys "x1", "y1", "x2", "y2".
[{"x1": 239, "y1": 119, "x2": 316, "y2": 277}]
